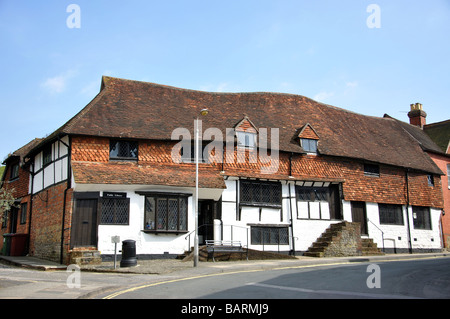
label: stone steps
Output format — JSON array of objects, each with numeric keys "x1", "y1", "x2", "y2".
[
  {"x1": 69, "y1": 249, "x2": 102, "y2": 265},
  {"x1": 304, "y1": 221, "x2": 384, "y2": 258}
]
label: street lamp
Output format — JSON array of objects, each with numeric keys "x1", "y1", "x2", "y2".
[{"x1": 194, "y1": 108, "x2": 209, "y2": 267}]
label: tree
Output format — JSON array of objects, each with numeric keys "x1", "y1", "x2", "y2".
[{"x1": 0, "y1": 182, "x2": 16, "y2": 227}]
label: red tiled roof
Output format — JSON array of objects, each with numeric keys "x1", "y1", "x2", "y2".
[
  {"x1": 36, "y1": 76, "x2": 442, "y2": 175},
  {"x1": 72, "y1": 161, "x2": 226, "y2": 189}
]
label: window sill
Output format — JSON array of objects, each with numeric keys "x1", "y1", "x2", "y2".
[
  {"x1": 240, "y1": 203, "x2": 282, "y2": 209},
  {"x1": 109, "y1": 157, "x2": 138, "y2": 162},
  {"x1": 141, "y1": 229, "x2": 188, "y2": 235}
]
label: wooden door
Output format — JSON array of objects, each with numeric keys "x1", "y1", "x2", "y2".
[
  {"x1": 351, "y1": 201, "x2": 368, "y2": 235},
  {"x1": 9, "y1": 207, "x2": 18, "y2": 233},
  {"x1": 71, "y1": 199, "x2": 98, "y2": 248},
  {"x1": 198, "y1": 200, "x2": 214, "y2": 244}
]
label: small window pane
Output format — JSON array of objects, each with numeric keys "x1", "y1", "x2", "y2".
[
  {"x1": 379, "y1": 204, "x2": 404, "y2": 225},
  {"x1": 43, "y1": 145, "x2": 52, "y2": 166},
  {"x1": 240, "y1": 180, "x2": 281, "y2": 206},
  {"x1": 20, "y1": 202, "x2": 28, "y2": 224},
  {"x1": 301, "y1": 139, "x2": 317, "y2": 153},
  {"x1": 364, "y1": 164, "x2": 380, "y2": 177},
  {"x1": 237, "y1": 132, "x2": 256, "y2": 148},
  {"x1": 144, "y1": 195, "x2": 188, "y2": 232},
  {"x1": 413, "y1": 206, "x2": 432, "y2": 230},
  {"x1": 10, "y1": 164, "x2": 19, "y2": 180},
  {"x1": 110, "y1": 140, "x2": 138, "y2": 159},
  {"x1": 144, "y1": 197, "x2": 156, "y2": 230},
  {"x1": 251, "y1": 227, "x2": 289, "y2": 245},
  {"x1": 101, "y1": 198, "x2": 130, "y2": 225}
]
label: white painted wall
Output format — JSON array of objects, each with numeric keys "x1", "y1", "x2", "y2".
[
  {"x1": 30, "y1": 136, "x2": 69, "y2": 194},
  {"x1": 365, "y1": 202, "x2": 442, "y2": 252},
  {"x1": 73, "y1": 183, "x2": 222, "y2": 256},
  {"x1": 72, "y1": 177, "x2": 443, "y2": 256}
]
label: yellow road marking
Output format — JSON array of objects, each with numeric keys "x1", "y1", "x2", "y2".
[{"x1": 102, "y1": 255, "x2": 450, "y2": 299}]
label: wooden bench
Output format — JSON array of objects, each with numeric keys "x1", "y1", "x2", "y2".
[{"x1": 205, "y1": 240, "x2": 249, "y2": 262}]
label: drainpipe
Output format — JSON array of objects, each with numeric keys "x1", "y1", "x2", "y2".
[
  {"x1": 59, "y1": 135, "x2": 71, "y2": 265},
  {"x1": 405, "y1": 169, "x2": 413, "y2": 254},
  {"x1": 27, "y1": 162, "x2": 35, "y2": 255},
  {"x1": 288, "y1": 180, "x2": 296, "y2": 256}
]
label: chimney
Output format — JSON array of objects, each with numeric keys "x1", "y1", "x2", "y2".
[{"x1": 408, "y1": 103, "x2": 427, "y2": 128}]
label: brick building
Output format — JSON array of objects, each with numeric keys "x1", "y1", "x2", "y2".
[
  {"x1": 410, "y1": 114, "x2": 450, "y2": 248},
  {"x1": 2, "y1": 76, "x2": 446, "y2": 264},
  {"x1": 0, "y1": 138, "x2": 42, "y2": 255}
]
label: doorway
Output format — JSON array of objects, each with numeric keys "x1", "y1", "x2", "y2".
[
  {"x1": 351, "y1": 201, "x2": 368, "y2": 236},
  {"x1": 70, "y1": 198, "x2": 98, "y2": 248},
  {"x1": 198, "y1": 200, "x2": 215, "y2": 245},
  {"x1": 9, "y1": 206, "x2": 18, "y2": 233}
]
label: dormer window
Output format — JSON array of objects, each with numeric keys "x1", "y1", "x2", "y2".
[
  {"x1": 301, "y1": 138, "x2": 318, "y2": 154},
  {"x1": 237, "y1": 131, "x2": 256, "y2": 148},
  {"x1": 234, "y1": 116, "x2": 258, "y2": 149},
  {"x1": 298, "y1": 123, "x2": 319, "y2": 154}
]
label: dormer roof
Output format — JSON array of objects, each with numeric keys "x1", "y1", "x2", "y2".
[
  {"x1": 234, "y1": 116, "x2": 258, "y2": 133},
  {"x1": 297, "y1": 123, "x2": 319, "y2": 140}
]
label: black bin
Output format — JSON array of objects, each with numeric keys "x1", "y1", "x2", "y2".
[{"x1": 120, "y1": 239, "x2": 137, "y2": 267}]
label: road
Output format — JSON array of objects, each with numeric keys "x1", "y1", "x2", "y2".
[
  {"x1": 100, "y1": 257, "x2": 450, "y2": 299},
  {"x1": 0, "y1": 256, "x2": 449, "y2": 301}
]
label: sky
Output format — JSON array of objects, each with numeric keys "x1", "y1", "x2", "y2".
[{"x1": 1, "y1": 1, "x2": 449, "y2": 161}]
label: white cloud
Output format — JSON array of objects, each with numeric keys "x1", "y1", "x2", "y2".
[
  {"x1": 199, "y1": 82, "x2": 233, "y2": 92},
  {"x1": 42, "y1": 75, "x2": 66, "y2": 93},
  {"x1": 346, "y1": 81, "x2": 358, "y2": 88},
  {"x1": 313, "y1": 91, "x2": 334, "y2": 102},
  {"x1": 41, "y1": 69, "x2": 77, "y2": 94}
]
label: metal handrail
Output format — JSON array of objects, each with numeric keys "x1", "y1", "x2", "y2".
[
  {"x1": 185, "y1": 224, "x2": 213, "y2": 251},
  {"x1": 367, "y1": 218, "x2": 385, "y2": 252},
  {"x1": 185, "y1": 224, "x2": 293, "y2": 254}
]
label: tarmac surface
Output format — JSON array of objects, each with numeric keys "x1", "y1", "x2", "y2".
[
  {"x1": 1, "y1": 251, "x2": 449, "y2": 275},
  {"x1": 1, "y1": 252, "x2": 449, "y2": 299}
]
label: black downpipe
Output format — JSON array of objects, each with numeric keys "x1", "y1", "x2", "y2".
[
  {"x1": 405, "y1": 169, "x2": 413, "y2": 254},
  {"x1": 288, "y1": 181, "x2": 296, "y2": 256},
  {"x1": 60, "y1": 136, "x2": 71, "y2": 264},
  {"x1": 27, "y1": 162, "x2": 35, "y2": 255}
]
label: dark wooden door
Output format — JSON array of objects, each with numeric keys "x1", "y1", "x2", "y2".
[
  {"x1": 351, "y1": 201, "x2": 368, "y2": 235},
  {"x1": 9, "y1": 207, "x2": 18, "y2": 233},
  {"x1": 198, "y1": 200, "x2": 214, "y2": 244},
  {"x1": 71, "y1": 199, "x2": 98, "y2": 248}
]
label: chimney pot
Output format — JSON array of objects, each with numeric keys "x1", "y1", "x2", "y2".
[{"x1": 408, "y1": 102, "x2": 426, "y2": 128}]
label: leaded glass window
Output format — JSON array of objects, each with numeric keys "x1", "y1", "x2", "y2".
[
  {"x1": 413, "y1": 206, "x2": 432, "y2": 230},
  {"x1": 378, "y1": 204, "x2": 404, "y2": 225},
  {"x1": 110, "y1": 140, "x2": 138, "y2": 160},
  {"x1": 240, "y1": 180, "x2": 281, "y2": 206},
  {"x1": 251, "y1": 226, "x2": 289, "y2": 245},
  {"x1": 100, "y1": 198, "x2": 130, "y2": 225},
  {"x1": 144, "y1": 194, "x2": 188, "y2": 232}
]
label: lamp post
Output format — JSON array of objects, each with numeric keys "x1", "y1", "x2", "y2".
[{"x1": 194, "y1": 108, "x2": 209, "y2": 267}]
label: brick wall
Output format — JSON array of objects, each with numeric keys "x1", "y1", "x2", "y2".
[
  {"x1": 29, "y1": 182, "x2": 73, "y2": 263},
  {"x1": 428, "y1": 152, "x2": 450, "y2": 247},
  {"x1": 71, "y1": 136, "x2": 109, "y2": 162},
  {"x1": 0, "y1": 159, "x2": 32, "y2": 252}
]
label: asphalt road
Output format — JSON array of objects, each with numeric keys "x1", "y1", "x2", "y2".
[{"x1": 101, "y1": 257, "x2": 450, "y2": 300}]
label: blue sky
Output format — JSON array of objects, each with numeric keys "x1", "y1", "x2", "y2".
[{"x1": 1, "y1": 1, "x2": 449, "y2": 161}]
